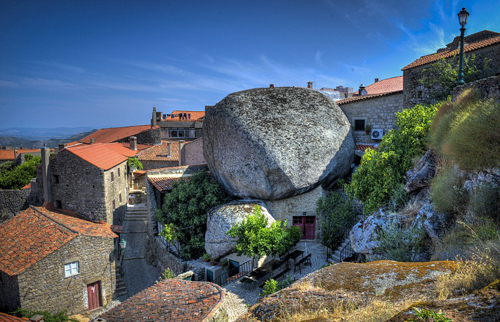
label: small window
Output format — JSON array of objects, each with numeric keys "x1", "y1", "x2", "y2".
[
  {"x1": 55, "y1": 200, "x2": 62, "y2": 209},
  {"x1": 53, "y1": 175, "x2": 60, "y2": 184},
  {"x1": 111, "y1": 171, "x2": 114, "y2": 182},
  {"x1": 118, "y1": 168, "x2": 121, "y2": 177},
  {"x1": 119, "y1": 193, "x2": 122, "y2": 204},
  {"x1": 64, "y1": 261, "x2": 79, "y2": 277},
  {"x1": 354, "y1": 119, "x2": 366, "y2": 131},
  {"x1": 112, "y1": 200, "x2": 116, "y2": 210},
  {"x1": 417, "y1": 91, "x2": 423, "y2": 98}
]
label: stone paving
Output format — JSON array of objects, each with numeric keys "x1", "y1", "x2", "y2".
[{"x1": 221, "y1": 241, "x2": 329, "y2": 322}]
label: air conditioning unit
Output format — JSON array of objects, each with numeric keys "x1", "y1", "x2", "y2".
[{"x1": 371, "y1": 129, "x2": 384, "y2": 140}]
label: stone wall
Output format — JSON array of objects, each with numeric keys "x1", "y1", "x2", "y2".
[
  {"x1": 141, "y1": 160, "x2": 179, "y2": 170},
  {"x1": 182, "y1": 137, "x2": 206, "y2": 165},
  {"x1": 9, "y1": 235, "x2": 115, "y2": 315},
  {"x1": 338, "y1": 93, "x2": 403, "y2": 144},
  {"x1": 50, "y1": 150, "x2": 107, "y2": 222},
  {"x1": 452, "y1": 75, "x2": 500, "y2": 101},
  {"x1": 266, "y1": 185, "x2": 327, "y2": 240},
  {"x1": 403, "y1": 43, "x2": 500, "y2": 109},
  {"x1": 103, "y1": 162, "x2": 128, "y2": 225},
  {"x1": 0, "y1": 189, "x2": 30, "y2": 224},
  {"x1": 117, "y1": 127, "x2": 160, "y2": 145}
]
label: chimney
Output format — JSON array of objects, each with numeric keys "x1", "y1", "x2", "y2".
[
  {"x1": 307, "y1": 81, "x2": 313, "y2": 89},
  {"x1": 178, "y1": 141, "x2": 185, "y2": 166},
  {"x1": 90, "y1": 138, "x2": 95, "y2": 144},
  {"x1": 151, "y1": 106, "x2": 157, "y2": 127},
  {"x1": 129, "y1": 136, "x2": 137, "y2": 151},
  {"x1": 41, "y1": 147, "x2": 52, "y2": 203},
  {"x1": 58, "y1": 143, "x2": 67, "y2": 152},
  {"x1": 359, "y1": 84, "x2": 367, "y2": 96},
  {"x1": 14, "y1": 149, "x2": 18, "y2": 159},
  {"x1": 269, "y1": 84, "x2": 274, "y2": 88},
  {"x1": 375, "y1": 78, "x2": 379, "y2": 83}
]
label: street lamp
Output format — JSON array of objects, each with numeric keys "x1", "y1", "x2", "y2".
[{"x1": 456, "y1": 7, "x2": 470, "y2": 85}]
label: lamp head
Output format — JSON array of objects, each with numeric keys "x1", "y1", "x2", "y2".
[{"x1": 458, "y1": 7, "x2": 469, "y2": 28}]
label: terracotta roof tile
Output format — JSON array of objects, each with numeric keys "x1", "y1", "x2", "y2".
[
  {"x1": 138, "y1": 140, "x2": 179, "y2": 161},
  {"x1": 0, "y1": 149, "x2": 40, "y2": 161},
  {"x1": 0, "y1": 207, "x2": 116, "y2": 276},
  {"x1": 21, "y1": 183, "x2": 31, "y2": 190},
  {"x1": 356, "y1": 144, "x2": 379, "y2": 152},
  {"x1": 99, "y1": 279, "x2": 224, "y2": 322},
  {"x1": 162, "y1": 110, "x2": 205, "y2": 122},
  {"x1": 148, "y1": 176, "x2": 184, "y2": 192},
  {"x1": 365, "y1": 76, "x2": 403, "y2": 95},
  {"x1": 67, "y1": 142, "x2": 138, "y2": 170},
  {"x1": 0, "y1": 313, "x2": 29, "y2": 322},
  {"x1": 337, "y1": 90, "x2": 402, "y2": 105},
  {"x1": 402, "y1": 35, "x2": 500, "y2": 70},
  {"x1": 78, "y1": 125, "x2": 154, "y2": 144}
]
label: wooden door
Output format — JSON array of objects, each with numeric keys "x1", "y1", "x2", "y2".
[
  {"x1": 293, "y1": 216, "x2": 305, "y2": 239},
  {"x1": 87, "y1": 281, "x2": 101, "y2": 310},
  {"x1": 304, "y1": 216, "x2": 316, "y2": 240}
]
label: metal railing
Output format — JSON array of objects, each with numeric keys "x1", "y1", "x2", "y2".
[
  {"x1": 325, "y1": 214, "x2": 364, "y2": 262},
  {"x1": 338, "y1": 239, "x2": 354, "y2": 262},
  {"x1": 212, "y1": 259, "x2": 252, "y2": 287}
]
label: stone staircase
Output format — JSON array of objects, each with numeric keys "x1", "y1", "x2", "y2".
[
  {"x1": 328, "y1": 237, "x2": 354, "y2": 264},
  {"x1": 123, "y1": 206, "x2": 148, "y2": 224},
  {"x1": 114, "y1": 271, "x2": 128, "y2": 299}
]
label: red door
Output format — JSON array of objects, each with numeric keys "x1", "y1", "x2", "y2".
[
  {"x1": 87, "y1": 281, "x2": 101, "y2": 310},
  {"x1": 293, "y1": 216, "x2": 316, "y2": 240}
]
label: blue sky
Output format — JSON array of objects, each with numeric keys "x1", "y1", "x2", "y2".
[{"x1": 1, "y1": 0, "x2": 499, "y2": 129}]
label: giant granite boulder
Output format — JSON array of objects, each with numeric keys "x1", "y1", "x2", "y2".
[
  {"x1": 205, "y1": 200, "x2": 274, "y2": 259},
  {"x1": 203, "y1": 87, "x2": 355, "y2": 200}
]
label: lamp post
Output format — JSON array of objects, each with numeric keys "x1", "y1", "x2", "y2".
[{"x1": 456, "y1": 7, "x2": 470, "y2": 85}]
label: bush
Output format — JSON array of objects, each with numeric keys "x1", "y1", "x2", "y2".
[
  {"x1": 376, "y1": 220, "x2": 428, "y2": 262},
  {"x1": 429, "y1": 90, "x2": 500, "y2": 170},
  {"x1": 11, "y1": 308, "x2": 78, "y2": 322},
  {"x1": 431, "y1": 167, "x2": 469, "y2": 216},
  {"x1": 0, "y1": 154, "x2": 41, "y2": 189},
  {"x1": 155, "y1": 170, "x2": 232, "y2": 259},
  {"x1": 318, "y1": 191, "x2": 357, "y2": 250},
  {"x1": 261, "y1": 275, "x2": 296, "y2": 297},
  {"x1": 468, "y1": 183, "x2": 500, "y2": 227},
  {"x1": 388, "y1": 183, "x2": 409, "y2": 213},
  {"x1": 346, "y1": 103, "x2": 438, "y2": 214}
]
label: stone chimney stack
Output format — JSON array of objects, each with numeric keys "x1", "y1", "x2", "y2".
[
  {"x1": 14, "y1": 149, "x2": 18, "y2": 159},
  {"x1": 90, "y1": 138, "x2": 95, "y2": 144},
  {"x1": 152, "y1": 106, "x2": 157, "y2": 127},
  {"x1": 58, "y1": 143, "x2": 67, "y2": 152},
  {"x1": 359, "y1": 84, "x2": 367, "y2": 96},
  {"x1": 129, "y1": 136, "x2": 137, "y2": 151},
  {"x1": 41, "y1": 147, "x2": 52, "y2": 203},
  {"x1": 375, "y1": 78, "x2": 379, "y2": 83},
  {"x1": 307, "y1": 81, "x2": 313, "y2": 89}
]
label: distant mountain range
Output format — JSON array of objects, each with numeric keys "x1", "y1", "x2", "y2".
[{"x1": 0, "y1": 127, "x2": 97, "y2": 148}]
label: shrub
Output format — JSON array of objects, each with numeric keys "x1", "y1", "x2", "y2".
[
  {"x1": 346, "y1": 103, "x2": 438, "y2": 214},
  {"x1": 11, "y1": 308, "x2": 78, "y2": 322},
  {"x1": 0, "y1": 154, "x2": 41, "y2": 190},
  {"x1": 261, "y1": 275, "x2": 296, "y2": 297},
  {"x1": 159, "y1": 268, "x2": 176, "y2": 280},
  {"x1": 431, "y1": 167, "x2": 468, "y2": 216},
  {"x1": 388, "y1": 183, "x2": 409, "y2": 213},
  {"x1": 155, "y1": 170, "x2": 232, "y2": 259},
  {"x1": 318, "y1": 191, "x2": 357, "y2": 250},
  {"x1": 376, "y1": 220, "x2": 428, "y2": 262},
  {"x1": 468, "y1": 183, "x2": 500, "y2": 227}
]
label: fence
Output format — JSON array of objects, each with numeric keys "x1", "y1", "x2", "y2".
[{"x1": 212, "y1": 259, "x2": 252, "y2": 287}]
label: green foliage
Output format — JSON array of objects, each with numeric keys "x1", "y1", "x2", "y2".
[
  {"x1": 405, "y1": 308, "x2": 453, "y2": 322},
  {"x1": 376, "y1": 220, "x2": 428, "y2": 262},
  {"x1": 127, "y1": 156, "x2": 143, "y2": 170},
  {"x1": 388, "y1": 183, "x2": 409, "y2": 213},
  {"x1": 0, "y1": 154, "x2": 41, "y2": 190},
  {"x1": 318, "y1": 191, "x2": 357, "y2": 249},
  {"x1": 468, "y1": 184, "x2": 500, "y2": 227},
  {"x1": 419, "y1": 54, "x2": 497, "y2": 102},
  {"x1": 155, "y1": 170, "x2": 232, "y2": 259},
  {"x1": 429, "y1": 91, "x2": 500, "y2": 171},
  {"x1": 346, "y1": 103, "x2": 438, "y2": 213},
  {"x1": 11, "y1": 308, "x2": 78, "y2": 322},
  {"x1": 431, "y1": 167, "x2": 469, "y2": 216},
  {"x1": 261, "y1": 275, "x2": 296, "y2": 297},
  {"x1": 227, "y1": 205, "x2": 301, "y2": 267},
  {"x1": 159, "y1": 268, "x2": 176, "y2": 280}
]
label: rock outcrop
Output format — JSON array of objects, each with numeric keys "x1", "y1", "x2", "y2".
[
  {"x1": 204, "y1": 200, "x2": 274, "y2": 259},
  {"x1": 404, "y1": 149, "x2": 437, "y2": 194},
  {"x1": 203, "y1": 87, "x2": 355, "y2": 200}
]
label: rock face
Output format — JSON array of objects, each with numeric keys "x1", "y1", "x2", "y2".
[
  {"x1": 205, "y1": 200, "x2": 274, "y2": 259},
  {"x1": 203, "y1": 87, "x2": 355, "y2": 200},
  {"x1": 404, "y1": 149, "x2": 437, "y2": 194}
]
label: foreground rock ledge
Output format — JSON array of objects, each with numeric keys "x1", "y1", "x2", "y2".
[{"x1": 203, "y1": 87, "x2": 355, "y2": 200}]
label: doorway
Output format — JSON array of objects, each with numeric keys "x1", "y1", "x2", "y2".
[
  {"x1": 87, "y1": 281, "x2": 102, "y2": 310},
  {"x1": 293, "y1": 216, "x2": 316, "y2": 240}
]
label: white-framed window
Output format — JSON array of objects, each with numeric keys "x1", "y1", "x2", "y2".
[{"x1": 64, "y1": 261, "x2": 79, "y2": 277}]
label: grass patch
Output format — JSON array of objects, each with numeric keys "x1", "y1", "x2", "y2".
[{"x1": 431, "y1": 166, "x2": 468, "y2": 216}]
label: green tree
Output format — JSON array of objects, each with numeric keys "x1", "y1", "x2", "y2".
[
  {"x1": 155, "y1": 170, "x2": 232, "y2": 259},
  {"x1": 0, "y1": 154, "x2": 41, "y2": 190},
  {"x1": 127, "y1": 157, "x2": 143, "y2": 171},
  {"x1": 345, "y1": 103, "x2": 438, "y2": 214},
  {"x1": 226, "y1": 205, "x2": 301, "y2": 268},
  {"x1": 419, "y1": 54, "x2": 497, "y2": 102}
]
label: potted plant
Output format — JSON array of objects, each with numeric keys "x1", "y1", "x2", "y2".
[
  {"x1": 365, "y1": 124, "x2": 373, "y2": 135},
  {"x1": 202, "y1": 253, "x2": 211, "y2": 262}
]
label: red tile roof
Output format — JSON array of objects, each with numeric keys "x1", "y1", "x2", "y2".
[
  {"x1": 162, "y1": 110, "x2": 205, "y2": 122},
  {"x1": 77, "y1": 125, "x2": 155, "y2": 144},
  {"x1": 0, "y1": 207, "x2": 116, "y2": 276},
  {"x1": 99, "y1": 279, "x2": 224, "y2": 322},
  {"x1": 67, "y1": 142, "x2": 139, "y2": 170},
  {"x1": 0, "y1": 149, "x2": 40, "y2": 161},
  {"x1": 21, "y1": 183, "x2": 31, "y2": 190},
  {"x1": 0, "y1": 313, "x2": 29, "y2": 322},
  {"x1": 365, "y1": 76, "x2": 403, "y2": 95},
  {"x1": 356, "y1": 144, "x2": 379, "y2": 152},
  {"x1": 337, "y1": 90, "x2": 402, "y2": 105},
  {"x1": 138, "y1": 140, "x2": 179, "y2": 161},
  {"x1": 402, "y1": 35, "x2": 500, "y2": 70},
  {"x1": 148, "y1": 176, "x2": 185, "y2": 192}
]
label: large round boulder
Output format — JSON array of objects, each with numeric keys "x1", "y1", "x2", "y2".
[
  {"x1": 203, "y1": 87, "x2": 355, "y2": 200},
  {"x1": 204, "y1": 200, "x2": 274, "y2": 259}
]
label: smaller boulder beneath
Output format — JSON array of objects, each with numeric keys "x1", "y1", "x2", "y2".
[{"x1": 205, "y1": 200, "x2": 275, "y2": 259}]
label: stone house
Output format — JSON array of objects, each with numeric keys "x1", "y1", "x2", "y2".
[
  {"x1": 35, "y1": 142, "x2": 139, "y2": 225},
  {"x1": 180, "y1": 137, "x2": 206, "y2": 166},
  {"x1": 151, "y1": 107, "x2": 205, "y2": 140},
  {"x1": 137, "y1": 140, "x2": 180, "y2": 170},
  {"x1": 0, "y1": 148, "x2": 41, "y2": 165},
  {"x1": 69, "y1": 124, "x2": 160, "y2": 146},
  {"x1": 0, "y1": 206, "x2": 117, "y2": 315},
  {"x1": 402, "y1": 30, "x2": 500, "y2": 109},
  {"x1": 337, "y1": 76, "x2": 403, "y2": 144}
]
